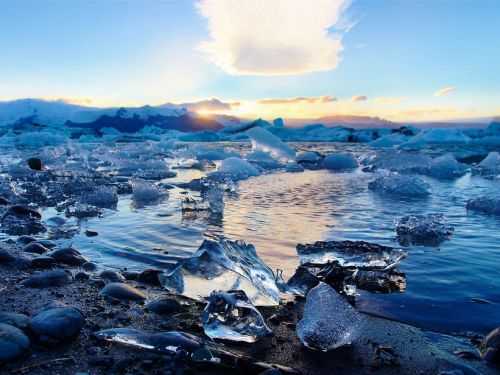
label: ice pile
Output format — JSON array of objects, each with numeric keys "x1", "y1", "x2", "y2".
[
  {"x1": 132, "y1": 180, "x2": 165, "y2": 204},
  {"x1": 368, "y1": 174, "x2": 431, "y2": 197},
  {"x1": 65, "y1": 202, "x2": 102, "y2": 218},
  {"x1": 395, "y1": 214, "x2": 454, "y2": 246},
  {"x1": 402, "y1": 128, "x2": 471, "y2": 148},
  {"x1": 294, "y1": 240, "x2": 407, "y2": 294},
  {"x1": 474, "y1": 152, "x2": 500, "y2": 179},
  {"x1": 426, "y1": 154, "x2": 467, "y2": 180},
  {"x1": 322, "y1": 153, "x2": 358, "y2": 171},
  {"x1": 215, "y1": 157, "x2": 260, "y2": 181},
  {"x1": 297, "y1": 282, "x2": 363, "y2": 351},
  {"x1": 466, "y1": 197, "x2": 500, "y2": 216},
  {"x1": 202, "y1": 290, "x2": 272, "y2": 343},
  {"x1": 95, "y1": 328, "x2": 203, "y2": 355},
  {"x1": 246, "y1": 126, "x2": 295, "y2": 162},
  {"x1": 80, "y1": 186, "x2": 118, "y2": 208},
  {"x1": 159, "y1": 238, "x2": 281, "y2": 306}
]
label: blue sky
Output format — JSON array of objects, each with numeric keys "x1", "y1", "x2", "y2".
[{"x1": 1, "y1": 0, "x2": 499, "y2": 121}]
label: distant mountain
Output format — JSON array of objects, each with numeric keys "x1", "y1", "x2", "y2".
[
  {"x1": 0, "y1": 98, "x2": 222, "y2": 133},
  {"x1": 66, "y1": 112, "x2": 223, "y2": 133},
  {"x1": 285, "y1": 115, "x2": 397, "y2": 129}
]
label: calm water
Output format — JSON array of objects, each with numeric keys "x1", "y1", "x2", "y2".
[{"x1": 32, "y1": 143, "x2": 500, "y2": 335}]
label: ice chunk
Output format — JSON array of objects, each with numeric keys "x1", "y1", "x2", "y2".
[
  {"x1": 132, "y1": 180, "x2": 165, "y2": 204},
  {"x1": 296, "y1": 151, "x2": 322, "y2": 163},
  {"x1": 246, "y1": 150, "x2": 283, "y2": 170},
  {"x1": 295, "y1": 240, "x2": 407, "y2": 294},
  {"x1": 370, "y1": 133, "x2": 409, "y2": 148},
  {"x1": 426, "y1": 154, "x2": 467, "y2": 180},
  {"x1": 246, "y1": 126, "x2": 295, "y2": 162},
  {"x1": 368, "y1": 174, "x2": 431, "y2": 197},
  {"x1": 297, "y1": 240, "x2": 406, "y2": 269},
  {"x1": 322, "y1": 153, "x2": 358, "y2": 171},
  {"x1": 95, "y1": 328, "x2": 203, "y2": 354},
  {"x1": 402, "y1": 128, "x2": 471, "y2": 148},
  {"x1": 475, "y1": 152, "x2": 500, "y2": 179},
  {"x1": 466, "y1": 196, "x2": 500, "y2": 216},
  {"x1": 395, "y1": 214, "x2": 454, "y2": 246},
  {"x1": 365, "y1": 151, "x2": 432, "y2": 174},
  {"x1": 80, "y1": 186, "x2": 118, "y2": 208},
  {"x1": 297, "y1": 282, "x2": 363, "y2": 351},
  {"x1": 216, "y1": 157, "x2": 260, "y2": 181},
  {"x1": 159, "y1": 238, "x2": 281, "y2": 306},
  {"x1": 202, "y1": 290, "x2": 272, "y2": 343},
  {"x1": 65, "y1": 203, "x2": 102, "y2": 218}
]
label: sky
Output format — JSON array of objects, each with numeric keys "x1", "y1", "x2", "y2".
[{"x1": 0, "y1": 0, "x2": 499, "y2": 122}]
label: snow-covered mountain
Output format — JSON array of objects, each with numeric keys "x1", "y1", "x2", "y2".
[{"x1": 0, "y1": 99, "x2": 223, "y2": 133}]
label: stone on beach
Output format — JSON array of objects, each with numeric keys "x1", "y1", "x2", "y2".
[
  {"x1": 100, "y1": 282, "x2": 146, "y2": 302},
  {"x1": 30, "y1": 306, "x2": 85, "y2": 345},
  {"x1": 22, "y1": 269, "x2": 72, "y2": 288},
  {"x1": 0, "y1": 323, "x2": 30, "y2": 363},
  {"x1": 49, "y1": 247, "x2": 88, "y2": 266}
]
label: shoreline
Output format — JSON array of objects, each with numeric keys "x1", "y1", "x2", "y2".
[{"x1": 0, "y1": 239, "x2": 496, "y2": 375}]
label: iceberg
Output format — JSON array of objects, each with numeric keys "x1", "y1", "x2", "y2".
[
  {"x1": 322, "y1": 153, "x2": 358, "y2": 171},
  {"x1": 246, "y1": 126, "x2": 295, "y2": 162},
  {"x1": 402, "y1": 128, "x2": 471, "y2": 148},
  {"x1": 426, "y1": 154, "x2": 467, "y2": 180},
  {"x1": 296, "y1": 282, "x2": 363, "y2": 351},
  {"x1": 474, "y1": 152, "x2": 500, "y2": 179},
  {"x1": 466, "y1": 196, "x2": 500, "y2": 216},
  {"x1": 132, "y1": 180, "x2": 165, "y2": 204},
  {"x1": 395, "y1": 214, "x2": 454, "y2": 246},
  {"x1": 80, "y1": 186, "x2": 118, "y2": 208},
  {"x1": 365, "y1": 151, "x2": 432, "y2": 174},
  {"x1": 159, "y1": 238, "x2": 281, "y2": 306},
  {"x1": 202, "y1": 290, "x2": 272, "y2": 343},
  {"x1": 368, "y1": 174, "x2": 431, "y2": 197},
  {"x1": 216, "y1": 157, "x2": 260, "y2": 181}
]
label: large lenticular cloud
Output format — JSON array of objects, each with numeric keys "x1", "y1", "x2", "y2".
[{"x1": 197, "y1": 0, "x2": 351, "y2": 76}]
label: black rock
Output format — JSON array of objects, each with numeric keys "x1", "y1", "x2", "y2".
[
  {"x1": 146, "y1": 298, "x2": 182, "y2": 315},
  {"x1": 82, "y1": 262, "x2": 98, "y2": 272},
  {"x1": 27, "y1": 157, "x2": 43, "y2": 171},
  {"x1": 22, "y1": 269, "x2": 71, "y2": 288},
  {"x1": 99, "y1": 270, "x2": 125, "y2": 283},
  {"x1": 85, "y1": 230, "x2": 99, "y2": 237},
  {"x1": 122, "y1": 271, "x2": 140, "y2": 280},
  {"x1": 30, "y1": 256, "x2": 56, "y2": 269},
  {"x1": 100, "y1": 283, "x2": 146, "y2": 302},
  {"x1": 49, "y1": 247, "x2": 88, "y2": 266},
  {"x1": 0, "y1": 248, "x2": 16, "y2": 264},
  {"x1": 0, "y1": 323, "x2": 30, "y2": 363},
  {"x1": 0, "y1": 312, "x2": 30, "y2": 330},
  {"x1": 4, "y1": 205, "x2": 42, "y2": 220},
  {"x1": 17, "y1": 235, "x2": 37, "y2": 245},
  {"x1": 482, "y1": 327, "x2": 500, "y2": 363},
  {"x1": 23, "y1": 242, "x2": 49, "y2": 254},
  {"x1": 75, "y1": 272, "x2": 90, "y2": 281},
  {"x1": 137, "y1": 269, "x2": 162, "y2": 286},
  {"x1": 30, "y1": 306, "x2": 85, "y2": 345}
]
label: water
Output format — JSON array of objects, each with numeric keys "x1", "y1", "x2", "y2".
[{"x1": 5, "y1": 142, "x2": 500, "y2": 335}]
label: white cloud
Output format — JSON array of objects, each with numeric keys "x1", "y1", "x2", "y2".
[
  {"x1": 197, "y1": 0, "x2": 351, "y2": 76},
  {"x1": 434, "y1": 86, "x2": 456, "y2": 97}
]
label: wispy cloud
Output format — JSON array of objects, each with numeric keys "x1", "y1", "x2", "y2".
[
  {"x1": 180, "y1": 98, "x2": 240, "y2": 112},
  {"x1": 258, "y1": 96, "x2": 337, "y2": 105},
  {"x1": 351, "y1": 95, "x2": 368, "y2": 102},
  {"x1": 434, "y1": 86, "x2": 456, "y2": 97},
  {"x1": 197, "y1": 0, "x2": 352, "y2": 76}
]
